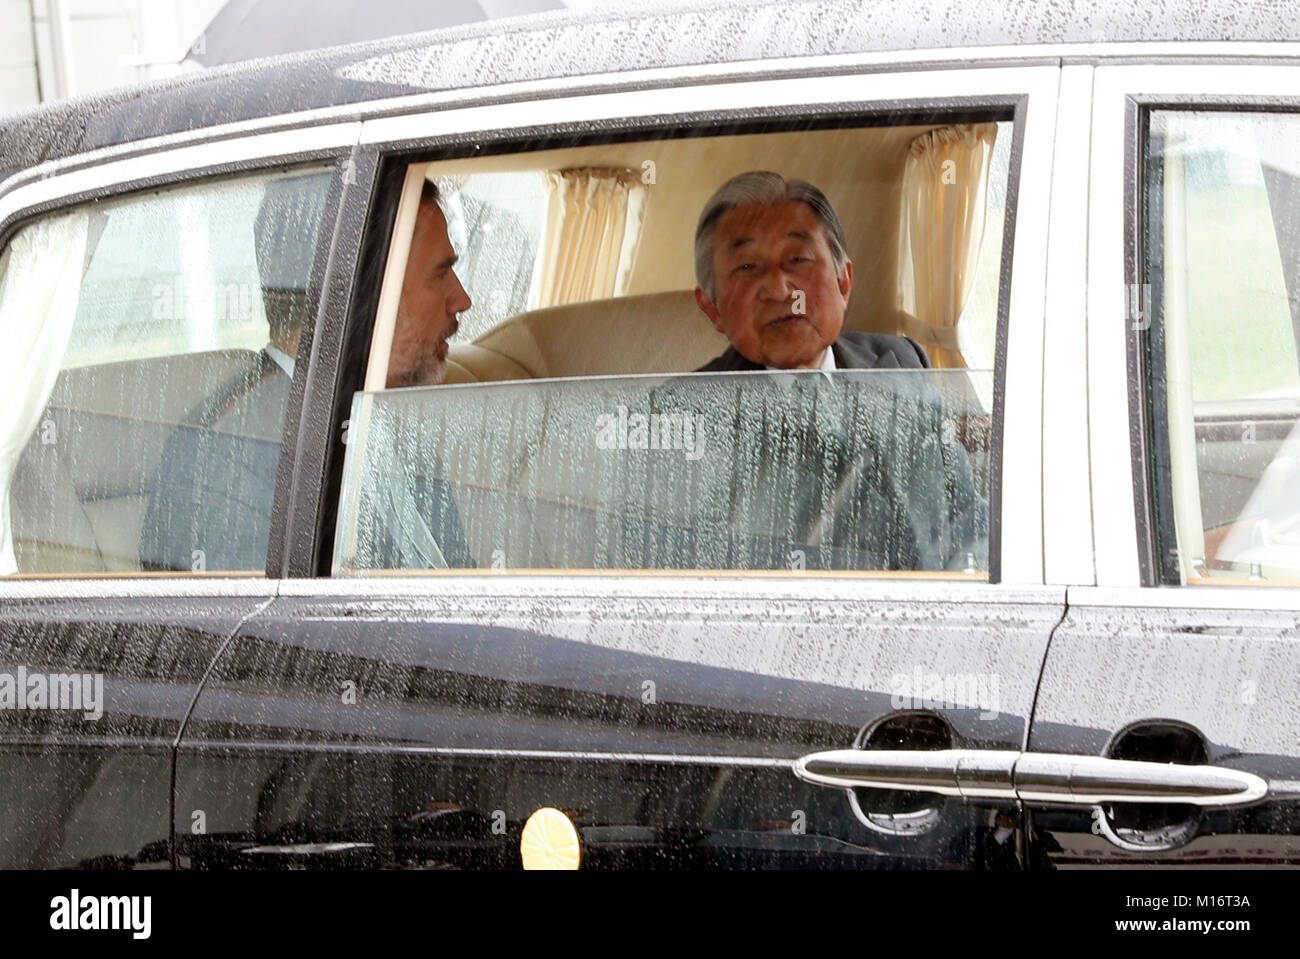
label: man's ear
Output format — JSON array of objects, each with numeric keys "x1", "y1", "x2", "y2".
[
  {"x1": 695, "y1": 286, "x2": 726, "y2": 334},
  {"x1": 837, "y1": 259, "x2": 854, "y2": 303}
]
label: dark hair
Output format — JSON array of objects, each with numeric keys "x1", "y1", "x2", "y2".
[
  {"x1": 420, "y1": 178, "x2": 440, "y2": 208},
  {"x1": 252, "y1": 170, "x2": 331, "y2": 344}
]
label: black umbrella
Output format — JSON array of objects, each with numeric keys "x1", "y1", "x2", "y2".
[{"x1": 187, "y1": 0, "x2": 564, "y2": 67}]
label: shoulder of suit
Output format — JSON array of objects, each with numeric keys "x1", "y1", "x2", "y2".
[
  {"x1": 695, "y1": 353, "x2": 729, "y2": 372},
  {"x1": 837, "y1": 331, "x2": 929, "y2": 369}
]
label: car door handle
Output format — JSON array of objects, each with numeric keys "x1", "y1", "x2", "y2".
[
  {"x1": 239, "y1": 842, "x2": 377, "y2": 857},
  {"x1": 1012, "y1": 753, "x2": 1268, "y2": 805},
  {"x1": 793, "y1": 749, "x2": 1268, "y2": 807}
]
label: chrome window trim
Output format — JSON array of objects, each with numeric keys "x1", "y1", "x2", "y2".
[
  {"x1": 0, "y1": 579, "x2": 279, "y2": 601},
  {"x1": 277, "y1": 573, "x2": 1067, "y2": 607},
  {"x1": 0, "y1": 575, "x2": 1069, "y2": 606},
  {"x1": 1089, "y1": 66, "x2": 1143, "y2": 589},
  {"x1": 356, "y1": 65, "x2": 1056, "y2": 146},
  {"x1": 1041, "y1": 64, "x2": 1097, "y2": 587},
  {"x1": 0, "y1": 122, "x2": 362, "y2": 233},
  {"x1": 1068, "y1": 584, "x2": 1300, "y2": 612},
  {"x1": 1090, "y1": 64, "x2": 1300, "y2": 589},
  {"x1": 983, "y1": 67, "x2": 1057, "y2": 586},
  {"x1": 176, "y1": 741, "x2": 802, "y2": 768},
  {"x1": 0, "y1": 107, "x2": 378, "y2": 198}
]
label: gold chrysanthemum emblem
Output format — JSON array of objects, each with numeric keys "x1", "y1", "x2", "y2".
[{"x1": 520, "y1": 807, "x2": 581, "y2": 870}]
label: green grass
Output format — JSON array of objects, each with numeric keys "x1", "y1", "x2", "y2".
[{"x1": 1182, "y1": 185, "x2": 1300, "y2": 402}]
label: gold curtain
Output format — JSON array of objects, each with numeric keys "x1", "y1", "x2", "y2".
[
  {"x1": 897, "y1": 124, "x2": 998, "y2": 368},
  {"x1": 529, "y1": 168, "x2": 648, "y2": 308}
]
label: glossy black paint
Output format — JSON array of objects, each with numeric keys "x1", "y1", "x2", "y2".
[
  {"x1": 173, "y1": 584, "x2": 1055, "y2": 869},
  {"x1": 269, "y1": 157, "x2": 352, "y2": 579},
  {"x1": 0, "y1": 593, "x2": 269, "y2": 868},
  {"x1": 1028, "y1": 601, "x2": 1300, "y2": 866}
]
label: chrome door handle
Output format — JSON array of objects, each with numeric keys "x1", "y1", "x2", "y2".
[
  {"x1": 793, "y1": 749, "x2": 1267, "y2": 807},
  {"x1": 238, "y1": 842, "x2": 377, "y2": 857},
  {"x1": 793, "y1": 749, "x2": 1019, "y2": 799}
]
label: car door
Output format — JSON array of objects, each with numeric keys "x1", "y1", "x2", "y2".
[
  {"x1": 1026, "y1": 62, "x2": 1300, "y2": 866},
  {"x1": 0, "y1": 127, "x2": 353, "y2": 867},
  {"x1": 174, "y1": 58, "x2": 1066, "y2": 869}
]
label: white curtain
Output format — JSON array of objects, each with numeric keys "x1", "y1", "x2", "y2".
[
  {"x1": 1159, "y1": 116, "x2": 1207, "y2": 580},
  {"x1": 1216, "y1": 418, "x2": 1300, "y2": 576},
  {"x1": 0, "y1": 211, "x2": 89, "y2": 574},
  {"x1": 529, "y1": 168, "x2": 647, "y2": 308},
  {"x1": 898, "y1": 124, "x2": 998, "y2": 369}
]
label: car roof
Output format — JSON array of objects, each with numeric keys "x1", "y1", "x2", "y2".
[{"x1": 1, "y1": 0, "x2": 1298, "y2": 183}]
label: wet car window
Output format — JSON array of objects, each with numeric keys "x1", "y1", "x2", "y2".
[
  {"x1": 353, "y1": 117, "x2": 1015, "y2": 576},
  {"x1": 334, "y1": 370, "x2": 991, "y2": 575},
  {"x1": 0, "y1": 167, "x2": 333, "y2": 576},
  {"x1": 1146, "y1": 110, "x2": 1300, "y2": 585}
]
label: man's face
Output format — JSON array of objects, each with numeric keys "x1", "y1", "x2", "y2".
[
  {"x1": 695, "y1": 199, "x2": 853, "y2": 370},
  {"x1": 387, "y1": 200, "x2": 471, "y2": 388}
]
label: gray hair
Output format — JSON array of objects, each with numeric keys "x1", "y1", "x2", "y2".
[{"x1": 693, "y1": 171, "x2": 849, "y2": 300}]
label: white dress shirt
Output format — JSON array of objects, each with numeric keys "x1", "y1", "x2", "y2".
[{"x1": 265, "y1": 344, "x2": 295, "y2": 379}]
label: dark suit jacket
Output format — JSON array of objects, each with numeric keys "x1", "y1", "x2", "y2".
[
  {"x1": 623, "y1": 330, "x2": 987, "y2": 572},
  {"x1": 139, "y1": 350, "x2": 290, "y2": 573},
  {"x1": 696, "y1": 330, "x2": 931, "y2": 372},
  {"x1": 142, "y1": 351, "x2": 474, "y2": 573},
  {"x1": 359, "y1": 464, "x2": 476, "y2": 571}
]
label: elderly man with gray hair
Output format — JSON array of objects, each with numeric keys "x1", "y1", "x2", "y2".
[
  {"x1": 694, "y1": 170, "x2": 929, "y2": 372},
  {"x1": 656, "y1": 169, "x2": 986, "y2": 574}
]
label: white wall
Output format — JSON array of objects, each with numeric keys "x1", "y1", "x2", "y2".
[
  {"x1": 0, "y1": 0, "x2": 41, "y2": 109},
  {"x1": 1, "y1": 0, "x2": 225, "y2": 115}
]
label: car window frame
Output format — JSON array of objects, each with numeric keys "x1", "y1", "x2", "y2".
[
  {"x1": 321, "y1": 62, "x2": 1062, "y2": 585},
  {"x1": 1097, "y1": 64, "x2": 1300, "y2": 588}
]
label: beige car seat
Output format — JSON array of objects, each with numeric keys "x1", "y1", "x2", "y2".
[{"x1": 442, "y1": 290, "x2": 730, "y2": 384}]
